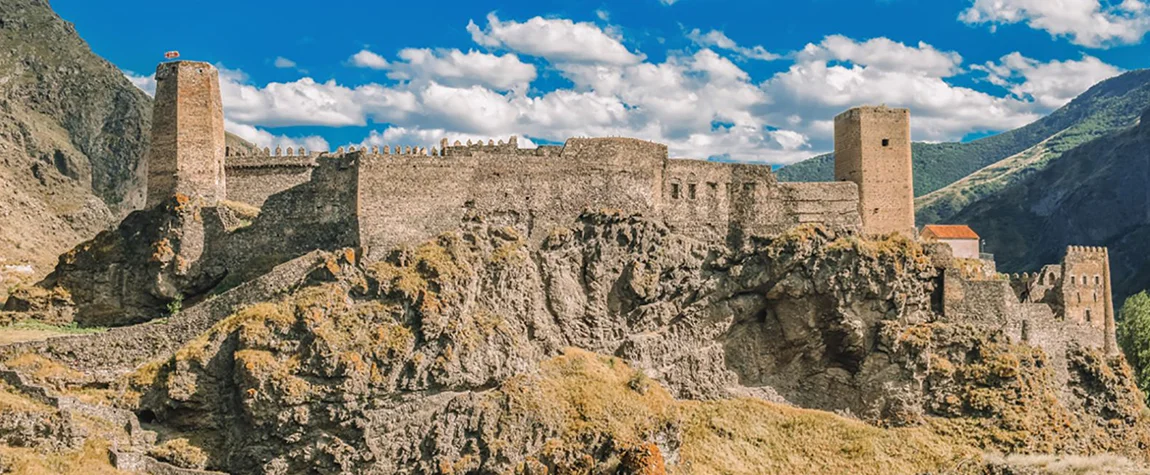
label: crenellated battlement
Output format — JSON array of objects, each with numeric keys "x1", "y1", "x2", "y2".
[{"x1": 439, "y1": 136, "x2": 519, "y2": 156}]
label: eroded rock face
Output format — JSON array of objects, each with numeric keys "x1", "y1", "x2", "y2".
[
  {"x1": 113, "y1": 215, "x2": 1150, "y2": 473},
  {"x1": 39, "y1": 195, "x2": 225, "y2": 327}
]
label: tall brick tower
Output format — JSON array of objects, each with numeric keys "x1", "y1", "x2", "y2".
[
  {"x1": 146, "y1": 61, "x2": 226, "y2": 207},
  {"x1": 833, "y1": 106, "x2": 915, "y2": 236}
]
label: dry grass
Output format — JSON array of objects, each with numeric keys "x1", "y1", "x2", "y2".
[
  {"x1": 4, "y1": 352, "x2": 86, "y2": 389},
  {"x1": 678, "y1": 398, "x2": 976, "y2": 475},
  {"x1": 985, "y1": 453, "x2": 1150, "y2": 474},
  {"x1": 0, "y1": 438, "x2": 128, "y2": 475},
  {"x1": 499, "y1": 349, "x2": 976, "y2": 474},
  {"x1": 0, "y1": 327, "x2": 67, "y2": 345}
]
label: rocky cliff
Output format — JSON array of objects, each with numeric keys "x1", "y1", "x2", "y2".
[{"x1": 3, "y1": 212, "x2": 1143, "y2": 473}]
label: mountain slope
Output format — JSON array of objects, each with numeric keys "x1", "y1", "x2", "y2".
[
  {"x1": 776, "y1": 70, "x2": 1150, "y2": 223},
  {"x1": 953, "y1": 107, "x2": 1150, "y2": 301},
  {"x1": 0, "y1": 0, "x2": 152, "y2": 277},
  {"x1": 917, "y1": 70, "x2": 1150, "y2": 224}
]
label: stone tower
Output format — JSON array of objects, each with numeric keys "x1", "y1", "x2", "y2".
[
  {"x1": 833, "y1": 106, "x2": 915, "y2": 236},
  {"x1": 146, "y1": 61, "x2": 226, "y2": 207},
  {"x1": 1060, "y1": 246, "x2": 1117, "y2": 354}
]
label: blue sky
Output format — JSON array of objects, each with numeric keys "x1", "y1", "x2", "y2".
[{"x1": 53, "y1": 0, "x2": 1150, "y2": 163}]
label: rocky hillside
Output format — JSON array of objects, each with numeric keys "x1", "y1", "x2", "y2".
[
  {"x1": 952, "y1": 107, "x2": 1150, "y2": 302},
  {"x1": 0, "y1": 0, "x2": 257, "y2": 285},
  {"x1": 0, "y1": 0, "x2": 152, "y2": 278},
  {"x1": 1, "y1": 211, "x2": 1147, "y2": 473},
  {"x1": 776, "y1": 69, "x2": 1150, "y2": 225}
]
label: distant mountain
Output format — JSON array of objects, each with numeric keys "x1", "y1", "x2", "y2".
[
  {"x1": 953, "y1": 106, "x2": 1150, "y2": 302},
  {"x1": 776, "y1": 70, "x2": 1150, "y2": 224},
  {"x1": 916, "y1": 71, "x2": 1150, "y2": 224}
]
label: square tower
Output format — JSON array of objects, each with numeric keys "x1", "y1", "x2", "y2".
[
  {"x1": 146, "y1": 61, "x2": 226, "y2": 207},
  {"x1": 833, "y1": 106, "x2": 914, "y2": 236}
]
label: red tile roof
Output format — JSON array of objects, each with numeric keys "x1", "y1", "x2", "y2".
[{"x1": 921, "y1": 224, "x2": 979, "y2": 240}]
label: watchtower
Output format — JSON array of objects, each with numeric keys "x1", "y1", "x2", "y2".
[
  {"x1": 146, "y1": 60, "x2": 226, "y2": 207},
  {"x1": 833, "y1": 106, "x2": 914, "y2": 236}
]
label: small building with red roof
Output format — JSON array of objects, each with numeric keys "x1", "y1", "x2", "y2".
[{"x1": 921, "y1": 224, "x2": 981, "y2": 259}]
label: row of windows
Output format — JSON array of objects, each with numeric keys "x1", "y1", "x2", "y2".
[
  {"x1": 1075, "y1": 292, "x2": 1100, "y2": 303},
  {"x1": 669, "y1": 182, "x2": 755, "y2": 200},
  {"x1": 1040, "y1": 272, "x2": 1102, "y2": 286}
]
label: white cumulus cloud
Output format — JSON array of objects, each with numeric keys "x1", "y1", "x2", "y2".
[
  {"x1": 467, "y1": 13, "x2": 645, "y2": 65},
  {"x1": 687, "y1": 29, "x2": 781, "y2": 61},
  {"x1": 960, "y1": 0, "x2": 1150, "y2": 47},
  {"x1": 273, "y1": 57, "x2": 297, "y2": 69},
  {"x1": 387, "y1": 48, "x2": 537, "y2": 91},
  {"x1": 349, "y1": 49, "x2": 389, "y2": 70},
  {"x1": 972, "y1": 53, "x2": 1123, "y2": 109}
]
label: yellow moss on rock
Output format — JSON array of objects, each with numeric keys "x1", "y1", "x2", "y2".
[{"x1": 148, "y1": 437, "x2": 210, "y2": 469}]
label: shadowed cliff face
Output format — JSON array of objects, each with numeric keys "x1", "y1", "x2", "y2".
[
  {"x1": 111, "y1": 215, "x2": 1148, "y2": 474},
  {"x1": 953, "y1": 108, "x2": 1150, "y2": 303}
]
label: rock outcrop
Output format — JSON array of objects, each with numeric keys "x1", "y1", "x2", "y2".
[{"x1": 91, "y1": 214, "x2": 1146, "y2": 473}]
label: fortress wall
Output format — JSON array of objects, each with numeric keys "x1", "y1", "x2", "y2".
[
  {"x1": 661, "y1": 159, "x2": 741, "y2": 241},
  {"x1": 773, "y1": 182, "x2": 861, "y2": 234},
  {"x1": 356, "y1": 139, "x2": 667, "y2": 260},
  {"x1": 356, "y1": 154, "x2": 473, "y2": 260},
  {"x1": 941, "y1": 270, "x2": 1018, "y2": 326},
  {"x1": 209, "y1": 156, "x2": 360, "y2": 281},
  {"x1": 225, "y1": 162, "x2": 316, "y2": 208}
]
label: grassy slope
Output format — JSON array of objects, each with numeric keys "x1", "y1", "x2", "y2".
[{"x1": 776, "y1": 70, "x2": 1150, "y2": 225}]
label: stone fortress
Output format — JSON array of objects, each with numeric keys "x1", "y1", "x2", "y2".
[{"x1": 139, "y1": 60, "x2": 1116, "y2": 357}]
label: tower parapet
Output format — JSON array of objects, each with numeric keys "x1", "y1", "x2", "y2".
[
  {"x1": 146, "y1": 61, "x2": 226, "y2": 207},
  {"x1": 833, "y1": 106, "x2": 914, "y2": 237}
]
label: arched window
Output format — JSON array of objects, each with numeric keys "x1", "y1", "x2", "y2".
[
  {"x1": 1070, "y1": 275, "x2": 1076, "y2": 285},
  {"x1": 1077, "y1": 293, "x2": 1082, "y2": 303},
  {"x1": 1047, "y1": 273, "x2": 1055, "y2": 285},
  {"x1": 1095, "y1": 275, "x2": 1101, "y2": 285},
  {"x1": 1086, "y1": 309, "x2": 1093, "y2": 323}
]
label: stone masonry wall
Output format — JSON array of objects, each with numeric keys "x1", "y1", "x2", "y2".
[
  {"x1": 833, "y1": 106, "x2": 915, "y2": 236},
  {"x1": 1062, "y1": 246, "x2": 1108, "y2": 328},
  {"x1": 224, "y1": 152, "x2": 318, "y2": 208},
  {"x1": 356, "y1": 138, "x2": 666, "y2": 260},
  {"x1": 205, "y1": 156, "x2": 359, "y2": 283},
  {"x1": 146, "y1": 61, "x2": 226, "y2": 207}
]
